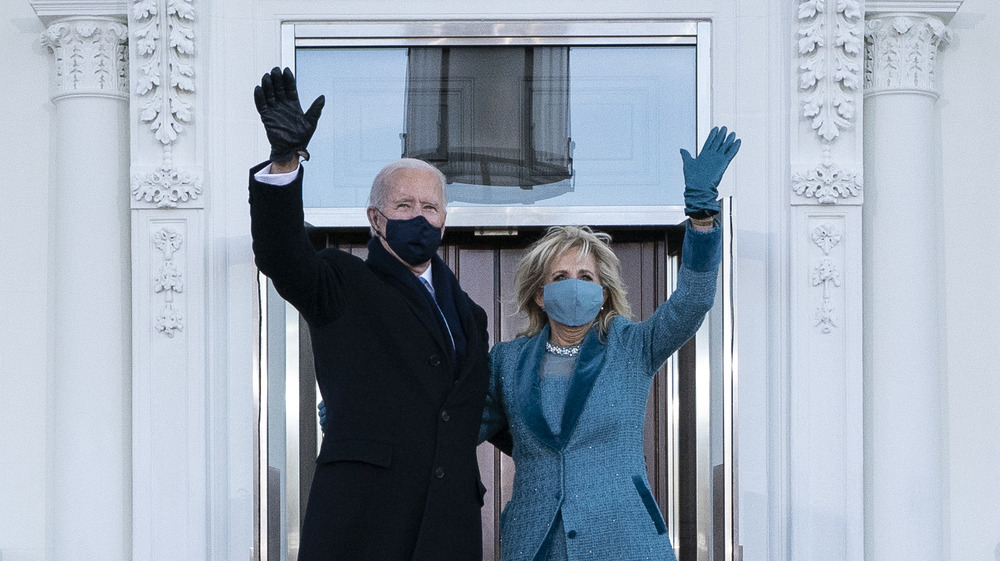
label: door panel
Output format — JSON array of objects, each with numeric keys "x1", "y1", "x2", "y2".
[{"x1": 303, "y1": 226, "x2": 689, "y2": 560}]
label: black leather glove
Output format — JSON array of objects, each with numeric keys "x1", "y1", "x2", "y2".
[{"x1": 254, "y1": 66, "x2": 325, "y2": 163}]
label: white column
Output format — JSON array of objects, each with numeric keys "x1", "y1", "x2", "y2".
[
  {"x1": 863, "y1": 7, "x2": 956, "y2": 561},
  {"x1": 40, "y1": 16, "x2": 131, "y2": 560}
]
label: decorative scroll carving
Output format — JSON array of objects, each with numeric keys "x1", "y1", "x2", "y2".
[
  {"x1": 40, "y1": 19, "x2": 129, "y2": 99},
  {"x1": 797, "y1": 0, "x2": 864, "y2": 142},
  {"x1": 132, "y1": 0, "x2": 196, "y2": 145},
  {"x1": 865, "y1": 15, "x2": 951, "y2": 92},
  {"x1": 792, "y1": 155, "x2": 862, "y2": 204},
  {"x1": 153, "y1": 227, "x2": 184, "y2": 337},
  {"x1": 132, "y1": 162, "x2": 203, "y2": 208}
]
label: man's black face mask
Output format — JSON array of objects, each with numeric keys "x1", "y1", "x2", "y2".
[{"x1": 376, "y1": 209, "x2": 443, "y2": 265}]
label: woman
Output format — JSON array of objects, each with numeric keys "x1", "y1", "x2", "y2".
[{"x1": 479, "y1": 127, "x2": 739, "y2": 560}]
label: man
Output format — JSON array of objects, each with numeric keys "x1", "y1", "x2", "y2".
[{"x1": 249, "y1": 67, "x2": 491, "y2": 560}]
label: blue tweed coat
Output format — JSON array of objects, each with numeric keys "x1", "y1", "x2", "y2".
[{"x1": 480, "y1": 223, "x2": 721, "y2": 561}]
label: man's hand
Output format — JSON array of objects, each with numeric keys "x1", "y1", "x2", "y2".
[
  {"x1": 680, "y1": 126, "x2": 741, "y2": 217},
  {"x1": 254, "y1": 66, "x2": 325, "y2": 163}
]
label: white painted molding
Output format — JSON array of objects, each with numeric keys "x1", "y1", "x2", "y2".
[
  {"x1": 811, "y1": 223, "x2": 843, "y2": 333},
  {"x1": 789, "y1": 209, "x2": 864, "y2": 561},
  {"x1": 128, "y1": 0, "x2": 203, "y2": 208},
  {"x1": 865, "y1": 1, "x2": 964, "y2": 22},
  {"x1": 30, "y1": 0, "x2": 127, "y2": 24},
  {"x1": 131, "y1": 213, "x2": 208, "y2": 561},
  {"x1": 132, "y1": 163, "x2": 204, "y2": 208},
  {"x1": 864, "y1": 15, "x2": 951, "y2": 95},
  {"x1": 792, "y1": 156, "x2": 863, "y2": 205},
  {"x1": 132, "y1": 0, "x2": 196, "y2": 146},
  {"x1": 152, "y1": 227, "x2": 185, "y2": 337},
  {"x1": 797, "y1": 0, "x2": 864, "y2": 142},
  {"x1": 40, "y1": 18, "x2": 128, "y2": 100},
  {"x1": 794, "y1": 0, "x2": 865, "y2": 208}
]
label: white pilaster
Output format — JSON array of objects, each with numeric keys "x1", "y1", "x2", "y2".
[
  {"x1": 127, "y1": 0, "x2": 209, "y2": 560},
  {"x1": 862, "y1": 5, "x2": 957, "y2": 561},
  {"x1": 788, "y1": 1, "x2": 865, "y2": 560},
  {"x1": 39, "y1": 14, "x2": 132, "y2": 561}
]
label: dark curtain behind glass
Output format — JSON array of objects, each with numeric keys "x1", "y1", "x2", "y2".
[{"x1": 402, "y1": 46, "x2": 572, "y2": 190}]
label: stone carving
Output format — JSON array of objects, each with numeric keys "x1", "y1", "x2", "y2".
[
  {"x1": 133, "y1": 0, "x2": 196, "y2": 145},
  {"x1": 865, "y1": 15, "x2": 951, "y2": 92},
  {"x1": 40, "y1": 19, "x2": 129, "y2": 98},
  {"x1": 132, "y1": 161, "x2": 203, "y2": 208},
  {"x1": 129, "y1": 0, "x2": 202, "y2": 208},
  {"x1": 798, "y1": 0, "x2": 864, "y2": 142},
  {"x1": 153, "y1": 227, "x2": 184, "y2": 337},
  {"x1": 812, "y1": 257, "x2": 841, "y2": 333},
  {"x1": 812, "y1": 223, "x2": 842, "y2": 255},
  {"x1": 792, "y1": 156, "x2": 862, "y2": 204}
]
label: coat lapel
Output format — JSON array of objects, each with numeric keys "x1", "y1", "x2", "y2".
[
  {"x1": 516, "y1": 325, "x2": 607, "y2": 452},
  {"x1": 557, "y1": 327, "x2": 606, "y2": 444},
  {"x1": 516, "y1": 327, "x2": 561, "y2": 451},
  {"x1": 365, "y1": 238, "x2": 454, "y2": 370}
]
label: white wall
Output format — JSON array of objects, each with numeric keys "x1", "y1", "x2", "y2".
[
  {"x1": 939, "y1": 1, "x2": 1000, "y2": 559},
  {"x1": 1, "y1": 1, "x2": 997, "y2": 561},
  {"x1": 0, "y1": 4, "x2": 52, "y2": 561}
]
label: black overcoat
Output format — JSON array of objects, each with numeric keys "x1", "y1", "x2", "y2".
[{"x1": 249, "y1": 162, "x2": 491, "y2": 560}]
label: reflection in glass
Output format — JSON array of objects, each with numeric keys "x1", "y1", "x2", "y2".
[
  {"x1": 294, "y1": 46, "x2": 696, "y2": 209},
  {"x1": 403, "y1": 46, "x2": 573, "y2": 196}
]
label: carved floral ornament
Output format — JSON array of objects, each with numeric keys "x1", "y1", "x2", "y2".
[
  {"x1": 40, "y1": 19, "x2": 129, "y2": 98},
  {"x1": 128, "y1": 0, "x2": 203, "y2": 209},
  {"x1": 792, "y1": 157, "x2": 862, "y2": 205},
  {"x1": 153, "y1": 227, "x2": 185, "y2": 337},
  {"x1": 132, "y1": 163, "x2": 203, "y2": 209},
  {"x1": 811, "y1": 223, "x2": 843, "y2": 334},
  {"x1": 798, "y1": 0, "x2": 864, "y2": 142},
  {"x1": 864, "y1": 15, "x2": 951, "y2": 92},
  {"x1": 132, "y1": 0, "x2": 196, "y2": 145}
]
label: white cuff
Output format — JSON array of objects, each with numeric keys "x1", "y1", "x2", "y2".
[{"x1": 254, "y1": 163, "x2": 300, "y2": 186}]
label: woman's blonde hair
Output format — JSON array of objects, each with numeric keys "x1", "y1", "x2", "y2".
[{"x1": 514, "y1": 225, "x2": 631, "y2": 339}]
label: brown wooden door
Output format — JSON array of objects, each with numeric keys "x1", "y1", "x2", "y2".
[{"x1": 305, "y1": 225, "x2": 692, "y2": 560}]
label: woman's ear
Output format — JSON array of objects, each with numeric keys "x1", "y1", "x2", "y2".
[{"x1": 534, "y1": 288, "x2": 544, "y2": 310}]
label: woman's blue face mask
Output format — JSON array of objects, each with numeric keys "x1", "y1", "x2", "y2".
[{"x1": 542, "y1": 278, "x2": 604, "y2": 327}]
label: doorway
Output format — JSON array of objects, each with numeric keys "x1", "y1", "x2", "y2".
[{"x1": 256, "y1": 224, "x2": 722, "y2": 560}]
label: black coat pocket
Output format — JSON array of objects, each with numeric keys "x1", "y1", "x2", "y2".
[{"x1": 317, "y1": 438, "x2": 393, "y2": 468}]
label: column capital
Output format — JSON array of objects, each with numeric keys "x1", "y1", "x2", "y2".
[
  {"x1": 864, "y1": 14, "x2": 952, "y2": 96},
  {"x1": 40, "y1": 17, "x2": 128, "y2": 101},
  {"x1": 31, "y1": 1, "x2": 127, "y2": 26},
  {"x1": 866, "y1": 1, "x2": 963, "y2": 23}
]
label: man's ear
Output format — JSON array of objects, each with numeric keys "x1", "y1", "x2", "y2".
[{"x1": 366, "y1": 207, "x2": 381, "y2": 235}]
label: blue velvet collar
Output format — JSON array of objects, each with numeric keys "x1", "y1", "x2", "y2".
[{"x1": 515, "y1": 324, "x2": 607, "y2": 452}]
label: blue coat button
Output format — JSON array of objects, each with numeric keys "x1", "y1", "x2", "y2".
[{"x1": 567, "y1": 530, "x2": 577, "y2": 539}]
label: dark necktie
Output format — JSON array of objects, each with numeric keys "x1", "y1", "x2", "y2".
[{"x1": 420, "y1": 276, "x2": 454, "y2": 349}]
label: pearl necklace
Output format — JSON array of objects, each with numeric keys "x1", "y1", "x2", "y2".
[{"x1": 545, "y1": 341, "x2": 581, "y2": 357}]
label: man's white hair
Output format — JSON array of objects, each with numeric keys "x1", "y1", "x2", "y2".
[{"x1": 368, "y1": 158, "x2": 448, "y2": 210}]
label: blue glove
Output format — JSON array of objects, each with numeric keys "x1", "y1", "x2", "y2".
[
  {"x1": 680, "y1": 126, "x2": 741, "y2": 217},
  {"x1": 317, "y1": 400, "x2": 328, "y2": 434}
]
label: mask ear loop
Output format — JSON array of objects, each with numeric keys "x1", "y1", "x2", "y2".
[{"x1": 372, "y1": 207, "x2": 390, "y2": 241}]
